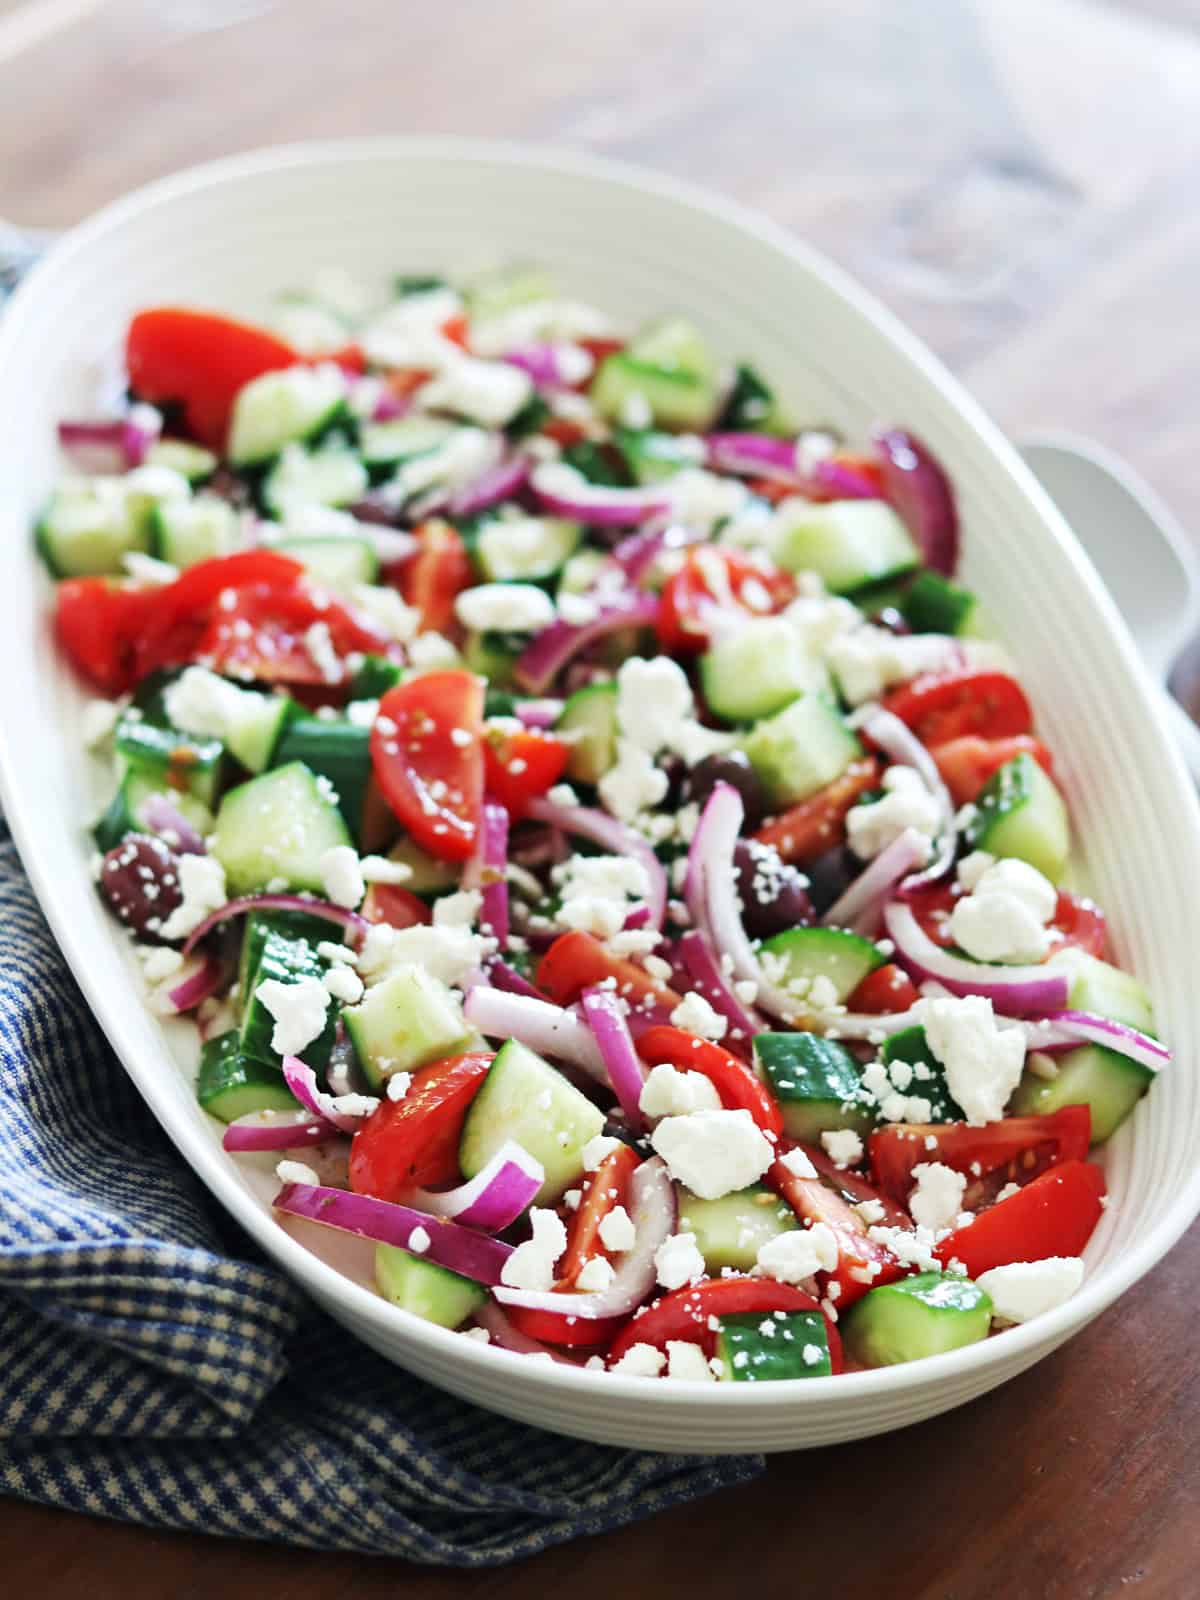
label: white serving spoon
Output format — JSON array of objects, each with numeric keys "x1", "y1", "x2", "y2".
[{"x1": 1019, "y1": 433, "x2": 1200, "y2": 784}]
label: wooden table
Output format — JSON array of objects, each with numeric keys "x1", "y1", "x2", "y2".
[{"x1": 3, "y1": 0, "x2": 1199, "y2": 1593}]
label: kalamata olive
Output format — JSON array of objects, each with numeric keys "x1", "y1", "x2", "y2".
[
  {"x1": 803, "y1": 844, "x2": 861, "y2": 917},
  {"x1": 871, "y1": 606, "x2": 911, "y2": 636},
  {"x1": 686, "y1": 751, "x2": 769, "y2": 828},
  {"x1": 734, "y1": 839, "x2": 814, "y2": 938},
  {"x1": 99, "y1": 833, "x2": 183, "y2": 940}
]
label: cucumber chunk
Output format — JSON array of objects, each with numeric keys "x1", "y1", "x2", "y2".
[
  {"x1": 272, "y1": 536, "x2": 379, "y2": 591},
  {"x1": 262, "y1": 441, "x2": 369, "y2": 518},
  {"x1": 700, "y1": 617, "x2": 827, "y2": 724},
  {"x1": 716, "y1": 1308, "x2": 833, "y2": 1381},
  {"x1": 757, "y1": 927, "x2": 884, "y2": 1005},
  {"x1": 743, "y1": 694, "x2": 860, "y2": 808},
  {"x1": 677, "y1": 1184, "x2": 798, "y2": 1273},
  {"x1": 151, "y1": 496, "x2": 238, "y2": 567},
  {"x1": 754, "y1": 1033, "x2": 871, "y2": 1141},
  {"x1": 236, "y1": 908, "x2": 335, "y2": 1005},
  {"x1": 239, "y1": 926, "x2": 336, "y2": 1071},
  {"x1": 716, "y1": 363, "x2": 776, "y2": 432},
  {"x1": 964, "y1": 753, "x2": 1071, "y2": 883},
  {"x1": 385, "y1": 836, "x2": 461, "y2": 897},
  {"x1": 843, "y1": 1271, "x2": 992, "y2": 1368},
  {"x1": 115, "y1": 710, "x2": 226, "y2": 808},
  {"x1": 195, "y1": 1031, "x2": 296, "y2": 1123},
  {"x1": 144, "y1": 439, "x2": 219, "y2": 483},
  {"x1": 463, "y1": 631, "x2": 522, "y2": 687},
  {"x1": 1011, "y1": 1044, "x2": 1152, "y2": 1143},
  {"x1": 273, "y1": 717, "x2": 372, "y2": 843},
  {"x1": 770, "y1": 500, "x2": 919, "y2": 594},
  {"x1": 458, "y1": 1039, "x2": 605, "y2": 1204},
  {"x1": 555, "y1": 682, "x2": 619, "y2": 783},
  {"x1": 475, "y1": 516, "x2": 581, "y2": 583},
  {"x1": 466, "y1": 265, "x2": 555, "y2": 320},
  {"x1": 591, "y1": 355, "x2": 719, "y2": 431},
  {"x1": 616, "y1": 428, "x2": 704, "y2": 485},
  {"x1": 359, "y1": 415, "x2": 459, "y2": 476},
  {"x1": 343, "y1": 968, "x2": 471, "y2": 1090},
  {"x1": 211, "y1": 761, "x2": 351, "y2": 894},
  {"x1": 349, "y1": 654, "x2": 405, "y2": 700},
  {"x1": 881, "y1": 1027, "x2": 965, "y2": 1123},
  {"x1": 37, "y1": 479, "x2": 157, "y2": 577},
  {"x1": 92, "y1": 772, "x2": 214, "y2": 854},
  {"x1": 374, "y1": 1244, "x2": 485, "y2": 1329},
  {"x1": 1048, "y1": 949, "x2": 1155, "y2": 1033},
  {"x1": 901, "y1": 569, "x2": 978, "y2": 636},
  {"x1": 228, "y1": 365, "x2": 348, "y2": 466}
]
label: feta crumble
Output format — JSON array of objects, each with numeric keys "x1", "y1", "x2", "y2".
[
  {"x1": 908, "y1": 1162, "x2": 968, "y2": 1232},
  {"x1": 320, "y1": 844, "x2": 366, "y2": 909},
  {"x1": 654, "y1": 1231, "x2": 706, "y2": 1291},
  {"x1": 820, "y1": 1129, "x2": 864, "y2": 1169},
  {"x1": 254, "y1": 974, "x2": 331, "y2": 1058},
  {"x1": 915, "y1": 994, "x2": 1026, "y2": 1125},
  {"x1": 753, "y1": 1223, "x2": 839, "y2": 1283},
  {"x1": 650, "y1": 1109, "x2": 774, "y2": 1201},
  {"x1": 638, "y1": 1064, "x2": 722, "y2": 1120},
  {"x1": 846, "y1": 767, "x2": 940, "y2": 861},
  {"x1": 500, "y1": 1207, "x2": 567, "y2": 1292},
  {"x1": 669, "y1": 991, "x2": 728, "y2": 1042},
  {"x1": 976, "y1": 1257, "x2": 1085, "y2": 1324}
]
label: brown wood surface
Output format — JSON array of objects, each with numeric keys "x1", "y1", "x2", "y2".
[{"x1": 3, "y1": 0, "x2": 1200, "y2": 1594}]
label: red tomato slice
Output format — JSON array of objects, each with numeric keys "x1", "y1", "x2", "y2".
[
  {"x1": 879, "y1": 670, "x2": 1033, "y2": 745},
  {"x1": 934, "y1": 1160, "x2": 1106, "y2": 1277},
  {"x1": 195, "y1": 581, "x2": 392, "y2": 687},
  {"x1": 869, "y1": 1106, "x2": 1093, "y2": 1202},
  {"x1": 440, "y1": 314, "x2": 471, "y2": 350},
  {"x1": 846, "y1": 963, "x2": 919, "y2": 1014},
  {"x1": 360, "y1": 883, "x2": 432, "y2": 930},
  {"x1": 634, "y1": 1026, "x2": 783, "y2": 1136},
  {"x1": 536, "y1": 930, "x2": 682, "y2": 1012},
  {"x1": 126, "y1": 308, "x2": 300, "y2": 450},
  {"x1": 131, "y1": 550, "x2": 305, "y2": 681},
  {"x1": 607, "y1": 1276, "x2": 842, "y2": 1371},
  {"x1": 55, "y1": 578, "x2": 154, "y2": 695},
  {"x1": 396, "y1": 520, "x2": 474, "y2": 635},
  {"x1": 797, "y1": 1142, "x2": 911, "y2": 1228},
  {"x1": 557, "y1": 1143, "x2": 642, "y2": 1288},
  {"x1": 752, "y1": 758, "x2": 881, "y2": 864},
  {"x1": 504, "y1": 1305, "x2": 625, "y2": 1348},
  {"x1": 348, "y1": 1052, "x2": 492, "y2": 1201},
  {"x1": 539, "y1": 417, "x2": 591, "y2": 448},
  {"x1": 1050, "y1": 891, "x2": 1107, "y2": 960},
  {"x1": 931, "y1": 735, "x2": 1055, "y2": 806},
  {"x1": 658, "y1": 548, "x2": 796, "y2": 655},
  {"x1": 483, "y1": 727, "x2": 570, "y2": 816},
  {"x1": 370, "y1": 672, "x2": 485, "y2": 861},
  {"x1": 768, "y1": 1148, "x2": 906, "y2": 1310}
]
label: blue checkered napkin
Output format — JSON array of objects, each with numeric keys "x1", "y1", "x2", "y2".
[{"x1": 0, "y1": 823, "x2": 761, "y2": 1561}]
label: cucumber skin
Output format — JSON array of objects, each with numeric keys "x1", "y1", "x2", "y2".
[
  {"x1": 965, "y1": 753, "x2": 1070, "y2": 883},
  {"x1": 273, "y1": 718, "x2": 372, "y2": 844},
  {"x1": 757, "y1": 926, "x2": 884, "y2": 1005},
  {"x1": 881, "y1": 1027, "x2": 966, "y2": 1123},
  {"x1": 374, "y1": 1245, "x2": 485, "y2": 1329},
  {"x1": 754, "y1": 1033, "x2": 872, "y2": 1141},
  {"x1": 344, "y1": 968, "x2": 471, "y2": 1089},
  {"x1": 556, "y1": 682, "x2": 619, "y2": 783},
  {"x1": 210, "y1": 761, "x2": 351, "y2": 895},
  {"x1": 1011, "y1": 1044, "x2": 1152, "y2": 1143},
  {"x1": 843, "y1": 1272, "x2": 992, "y2": 1368},
  {"x1": 700, "y1": 618, "x2": 824, "y2": 724},
  {"x1": 717, "y1": 1308, "x2": 832, "y2": 1381},
  {"x1": 195, "y1": 1031, "x2": 296, "y2": 1123}
]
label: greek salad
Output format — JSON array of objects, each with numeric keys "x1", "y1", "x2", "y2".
[{"x1": 42, "y1": 266, "x2": 1169, "y2": 1383}]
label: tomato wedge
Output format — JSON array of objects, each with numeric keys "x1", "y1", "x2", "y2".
[
  {"x1": 934, "y1": 1160, "x2": 1106, "y2": 1277},
  {"x1": 504, "y1": 1305, "x2": 626, "y2": 1349},
  {"x1": 752, "y1": 758, "x2": 881, "y2": 864},
  {"x1": 931, "y1": 734, "x2": 1054, "y2": 806},
  {"x1": 55, "y1": 578, "x2": 153, "y2": 695},
  {"x1": 131, "y1": 550, "x2": 305, "y2": 682},
  {"x1": 768, "y1": 1146, "x2": 905, "y2": 1310},
  {"x1": 635, "y1": 1026, "x2": 783, "y2": 1136},
  {"x1": 361, "y1": 883, "x2": 432, "y2": 930},
  {"x1": 658, "y1": 548, "x2": 795, "y2": 655},
  {"x1": 348, "y1": 1052, "x2": 492, "y2": 1201},
  {"x1": 126, "y1": 308, "x2": 300, "y2": 450},
  {"x1": 395, "y1": 520, "x2": 474, "y2": 635},
  {"x1": 370, "y1": 672, "x2": 485, "y2": 861},
  {"x1": 557, "y1": 1143, "x2": 643, "y2": 1288},
  {"x1": 846, "y1": 963, "x2": 919, "y2": 1015},
  {"x1": 536, "y1": 931, "x2": 682, "y2": 1011},
  {"x1": 869, "y1": 1106, "x2": 1092, "y2": 1202},
  {"x1": 880, "y1": 670, "x2": 1033, "y2": 745},
  {"x1": 607, "y1": 1276, "x2": 842, "y2": 1371},
  {"x1": 195, "y1": 579, "x2": 392, "y2": 687},
  {"x1": 483, "y1": 727, "x2": 570, "y2": 816},
  {"x1": 904, "y1": 883, "x2": 1105, "y2": 960}
]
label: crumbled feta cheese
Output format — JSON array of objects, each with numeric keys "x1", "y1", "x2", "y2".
[
  {"x1": 666, "y1": 468, "x2": 751, "y2": 531},
  {"x1": 432, "y1": 888, "x2": 482, "y2": 928},
  {"x1": 123, "y1": 550, "x2": 179, "y2": 586},
  {"x1": 419, "y1": 355, "x2": 533, "y2": 428},
  {"x1": 552, "y1": 853, "x2": 648, "y2": 939},
  {"x1": 780, "y1": 593, "x2": 862, "y2": 655},
  {"x1": 346, "y1": 699, "x2": 380, "y2": 728},
  {"x1": 597, "y1": 1205, "x2": 637, "y2": 1254},
  {"x1": 611, "y1": 655, "x2": 735, "y2": 770},
  {"x1": 462, "y1": 1325, "x2": 491, "y2": 1344},
  {"x1": 610, "y1": 1342, "x2": 665, "y2": 1378},
  {"x1": 320, "y1": 844, "x2": 365, "y2": 909},
  {"x1": 916, "y1": 994, "x2": 1026, "y2": 1125},
  {"x1": 138, "y1": 945, "x2": 184, "y2": 983},
  {"x1": 360, "y1": 854, "x2": 414, "y2": 887},
  {"x1": 82, "y1": 697, "x2": 122, "y2": 748},
  {"x1": 866, "y1": 1222, "x2": 942, "y2": 1272},
  {"x1": 581, "y1": 1134, "x2": 623, "y2": 1171},
  {"x1": 547, "y1": 783, "x2": 578, "y2": 807},
  {"x1": 349, "y1": 584, "x2": 419, "y2": 643},
  {"x1": 322, "y1": 964, "x2": 364, "y2": 1004},
  {"x1": 754, "y1": 1222, "x2": 839, "y2": 1283},
  {"x1": 908, "y1": 1162, "x2": 968, "y2": 1232},
  {"x1": 254, "y1": 974, "x2": 331, "y2": 1058},
  {"x1": 852, "y1": 1197, "x2": 886, "y2": 1226},
  {"x1": 157, "y1": 854, "x2": 227, "y2": 941},
  {"x1": 949, "y1": 857, "x2": 1058, "y2": 965},
  {"x1": 358, "y1": 923, "x2": 493, "y2": 989},
  {"x1": 639, "y1": 1064, "x2": 722, "y2": 1120},
  {"x1": 275, "y1": 1160, "x2": 321, "y2": 1187},
  {"x1": 454, "y1": 581, "x2": 555, "y2": 634},
  {"x1": 827, "y1": 625, "x2": 960, "y2": 707},
  {"x1": 499, "y1": 1207, "x2": 567, "y2": 1291},
  {"x1": 665, "y1": 1340, "x2": 716, "y2": 1382},
  {"x1": 163, "y1": 666, "x2": 276, "y2": 746},
  {"x1": 407, "y1": 630, "x2": 461, "y2": 672},
  {"x1": 563, "y1": 1188, "x2": 582, "y2": 1212},
  {"x1": 820, "y1": 1129, "x2": 864, "y2": 1168},
  {"x1": 598, "y1": 739, "x2": 669, "y2": 822},
  {"x1": 778, "y1": 1146, "x2": 818, "y2": 1181},
  {"x1": 650, "y1": 1109, "x2": 774, "y2": 1201},
  {"x1": 576, "y1": 1255, "x2": 616, "y2": 1293},
  {"x1": 407, "y1": 1225, "x2": 431, "y2": 1255},
  {"x1": 669, "y1": 991, "x2": 728, "y2": 1041},
  {"x1": 654, "y1": 1231, "x2": 706, "y2": 1291},
  {"x1": 956, "y1": 850, "x2": 996, "y2": 892},
  {"x1": 976, "y1": 1257, "x2": 1085, "y2": 1324},
  {"x1": 846, "y1": 766, "x2": 941, "y2": 861},
  {"x1": 304, "y1": 620, "x2": 343, "y2": 684},
  {"x1": 316, "y1": 940, "x2": 358, "y2": 967}
]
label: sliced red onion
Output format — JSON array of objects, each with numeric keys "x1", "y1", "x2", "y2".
[
  {"x1": 874, "y1": 428, "x2": 960, "y2": 575},
  {"x1": 623, "y1": 904, "x2": 652, "y2": 931},
  {"x1": 810, "y1": 1005, "x2": 926, "y2": 1042},
  {"x1": 514, "y1": 698, "x2": 564, "y2": 730},
  {"x1": 274, "y1": 1183, "x2": 514, "y2": 1286},
  {"x1": 371, "y1": 390, "x2": 412, "y2": 422},
  {"x1": 514, "y1": 590, "x2": 659, "y2": 695},
  {"x1": 464, "y1": 985, "x2": 608, "y2": 1081},
  {"x1": 524, "y1": 795, "x2": 667, "y2": 931},
  {"x1": 472, "y1": 1301, "x2": 579, "y2": 1364},
  {"x1": 677, "y1": 929, "x2": 765, "y2": 1042},
  {"x1": 611, "y1": 522, "x2": 703, "y2": 585},
  {"x1": 857, "y1": 707, "x2": 955, "y2": 893},
  {"x1": 502, "y1": 343, "x2": 592, "y2": 390},
  {"x1": 530, "y1": 461, "x2": 672, "y2": 527},
  {"x1": 58, "y1": 406, "x2": 162, "y2": 472},
  {"x1": 580, "y1": 985, "x2": 647, "y2": 1130},
  {"x1": 140, "y1": 793, "x2": 207, "y2": 855},
  {"x1": 822, "y1": 828, "x2": 930, "y2": 934},
  {"x1": 487, "y1": 959, "x2": 551, "y2": 1001},
  {"x1": 883, "y1": 902, "x2": 1069, "y2": 1015},
  {"x1": 411, "y1": 1140, "x2": 544, "y2": 1230},
  {"x1": 447, "y1": 453, "x2": 532, "y2": 519},
  {"x1": 165, "y1": 954, "x2": 228, "y2": 1014},
  {"x1": 222, "y1": 1108, "x2": 331, "y2": 1152},
  {"x1": 809, "y1": 456, "x2": 881, "y2": 500},
  {"x1": 1036, "y1": 1010, "x2": 1170, "y2": 1073},
  {"x1": 282, "y1": 1055, "x2": 375, "y2": 1135},
  {"x1": 493, "y1": 1156, "x2": 675, "y2": 1319},
  {"x1": 182, "y1": 894, "x2": 368, "y2": 957},
  {"x1": 705, "y1": 432, "x2": 799, "y2": 482}
]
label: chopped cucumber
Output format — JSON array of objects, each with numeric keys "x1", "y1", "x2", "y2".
[
  {"x1": 237, "y1": 908, "x2": 335, "y2": 1006},
  {"x1": 881, "y1": 1028, "x2": 965, "y2": 1122},
  {"x1": 349, "y1": 654, "x2": 405, "y2": 700},
  {"x1": 616, "y1": 428, "x2": 703, "y2": 484},
  {"x1": 716, "y1": 364, "x2": 776, "y2": 431},
  {"x1": 591, "y1": 354, "x2": 719, "y2": 431},
  {"x1": 677, "y1": 1184, "x2": 798, "y2": 1273},
  {"x1": 239, "y1": 925, "x2": 336, "y2": 1071},
  {"x1": 558, "y1": 549, "x2": 610, "y2": 595},
  {"x1": 843, "y1": 1271, "x2": 992, "y2": 1368},
  {"x1": 463, "y1": 631, "x2": 522, "y2": 688},
  {"x1": 273, "y1": 718, "x2": 372, "y2": 843},
  {"x1": 386, "y1": 835, "x2": 461, "y2": 897},
  {"x1": 271, "y1": 536, "x2": 379, "y2": 591},
  {"x1": 901, "y1": 570, "x2": 978, "y2": 635},
  {"x1": 701, "y1": 617, "x2": 827, "y2": 724},
  {"x1": 195, "y1": 1031, "x2": 296, "y2": 1123},
  {"x1": 228, "y1": 365, "x2": 348, "y2": 467},
  {"x1": 37, "y1": 479, "x2": 155, "y2": 577},
  {"x1": 343, "y1": 968, "x2": 471, "y2": 1090},
  {"x1": 458, "y1": 1039, "x2": 604, "y2": 1204},
  {"x1": 222, "y1": 689, "x2": 299, "y2": 775},
  {"x1": 475, "y1": 516, "x2": 581, "y2": 583},
  {"x1": 210, "y1": 761, "x2": 351, "y2": 894},
  {"x1": 1011, "y1": 1044, "x2": 1151, "y2": 1143},
  {"x1": 754, "y1": 1032, "x2": 871, "y2": 1141},
  {"x1": 716, "y1": 1308, "x2": 833, "y2": 1381},
  {"x1": 261, "y1": 441, "x2": 369, "y2": 517},
  {"x1": 555, "y1": 682, "x2": 619, "y2": 783},
  {"x1": 359, "y1": 415, "x2": 459, "y2": 477},
  {"x1": 374, "y1": 1245, "x2": 485, "y2": 1329},
  {"x1": 466, "y1": 265, "x2": 555, "y2": 321},
  {"x1": 115, "y1": 709, "x2": 226, "y2": 808},
  {"x1": 1048, "y1": 949, "x2": 1155, "y2": 1033},
  {"x1": 743, "y1": 694, "x2": 861, "y2": 808},
  {"x1": 964, "y1": 753, "x2": 1071, "y2": 883},
  {"x1": 770, "y1": 500, "x2": 919, "y2": 594},
  {"x1": 757, "y1": 926, "x2": 884, "y2": 1006},
  {"x1": 151, "y1": 496, "x2": 239, "y2": 567},
  {"x1": 144, "y1": 439, "x2": 219, "y2": 483},
  {"x1": 92, "y1": 771, "x2": 214, "y2": 854}
]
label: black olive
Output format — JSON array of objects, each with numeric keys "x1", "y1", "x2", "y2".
[
  {"x1": 99, "y1": 833, "x2": 184, "y2": 941},
  {"x1": 686, "y1": 751, "x2": 769, "y2": 829},
  {"x1": 733, "y1": 838, "x2": 814, "y2": 938}
]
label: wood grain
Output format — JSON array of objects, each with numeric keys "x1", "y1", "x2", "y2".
[{"x1": 2, "y1": 2, "x2": 1199, "y2": 1595}]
